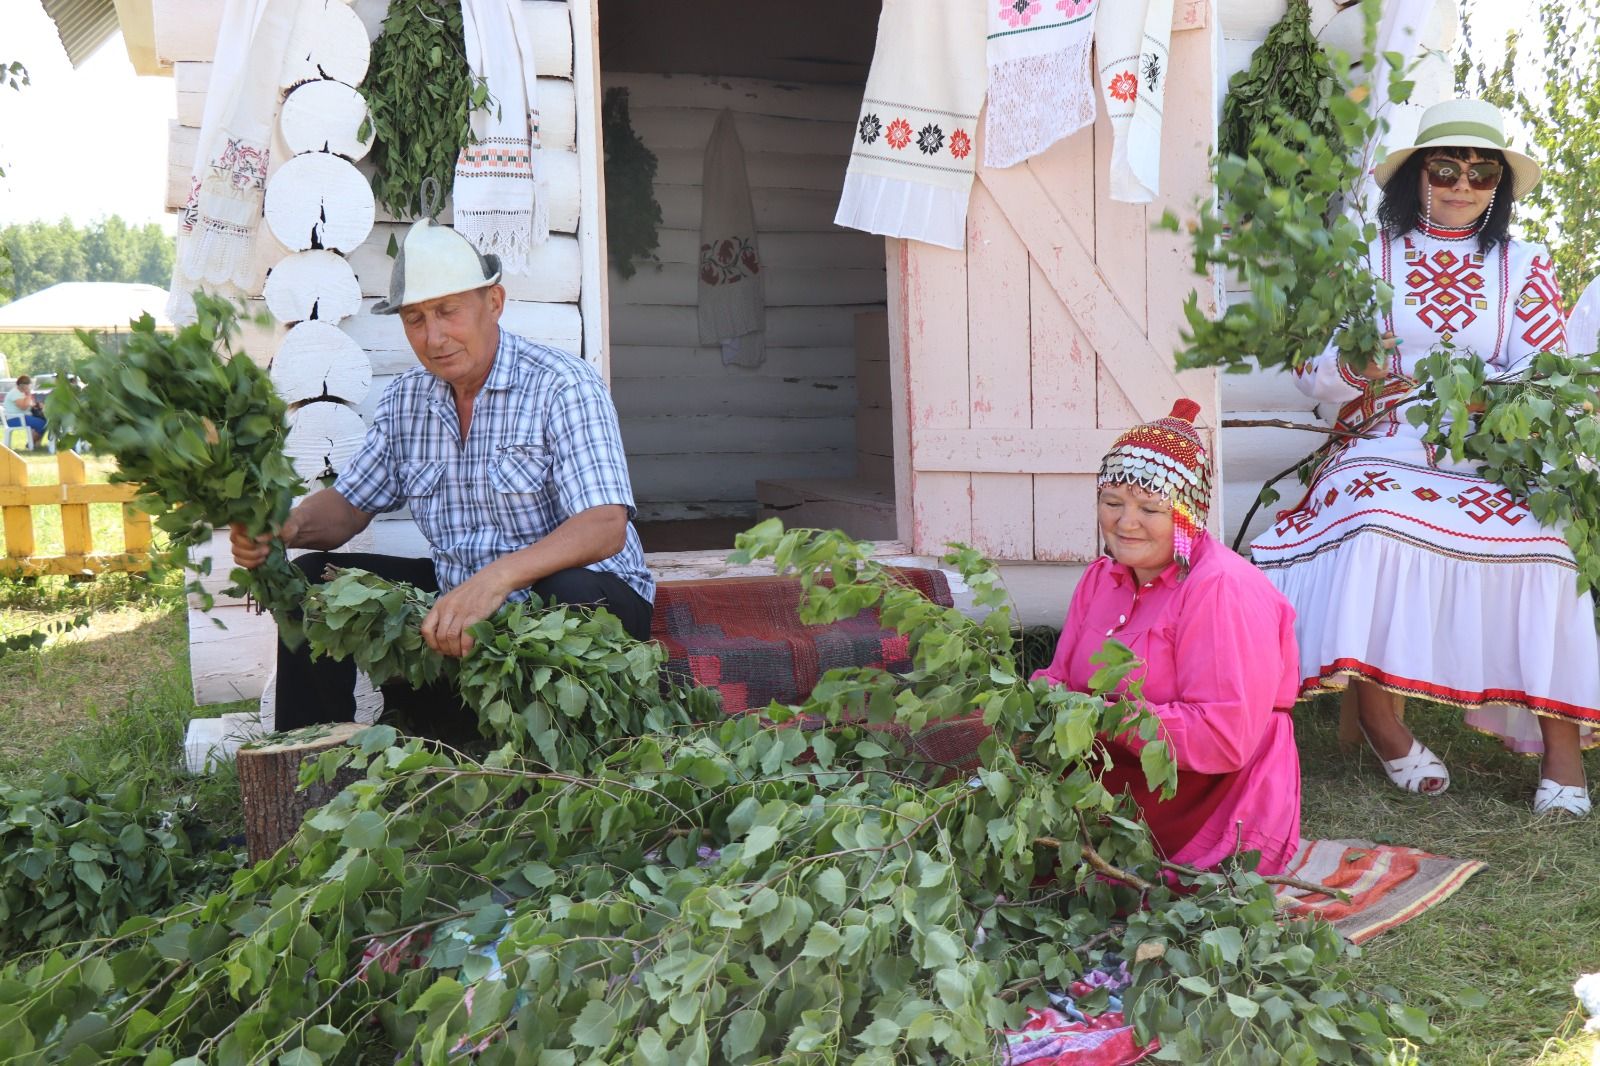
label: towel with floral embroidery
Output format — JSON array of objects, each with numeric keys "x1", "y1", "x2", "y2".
[
  {"x1": 985, "y1": 0, "x2": 1101, "y2": 168},
  {"x1": 698, "y1": 109, "x2": 766, "y2": 368},
  {"x1": 1095, "y1": 0, "x2": 1174, "y2": 202},
  {"x1": 835, "y1": 0, "x2": 987, "y2": 250},
  {"x1": 168, "y1": 0, "x2": 298, "y2": 322}
]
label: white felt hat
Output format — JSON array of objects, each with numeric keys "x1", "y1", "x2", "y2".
[
  {"x1": 373, "y1": 218, "x2": 502, "y2": 314},
  {"x1": 1373, "y1": 98, "x2": 1539, "y2": 200}
]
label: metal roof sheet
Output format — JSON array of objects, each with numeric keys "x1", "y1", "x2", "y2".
[{"x1": 38, "y1": 0, "x2": 121, "y2": 68}]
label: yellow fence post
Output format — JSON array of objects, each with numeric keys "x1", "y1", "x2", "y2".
[
  {"x1": 0, "y1": 446, "x2": 34, "y2": 563},
  {"x1": 56, "y1": 450, "x2": 92, "y2": 569}
]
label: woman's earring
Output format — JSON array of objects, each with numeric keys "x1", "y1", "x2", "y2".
[{"x1": 1476, "y1": 188, "x2": 1497, "y2": 234}]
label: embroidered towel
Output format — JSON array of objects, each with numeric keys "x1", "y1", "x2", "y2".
[
  {"x1": 985, "y1": 0, "x2": 1101, "y2": 168},
  {"x1": 1096, "y1": 0, "x2": 1174, "y2": 203},
  {"x1": 698, "y1": 111, "x2": 766, "y2": 369},
  {"x1": 835, "y1": 0, "x2": 987, "y2": 250},
  {"x1": 455, "y1": 0, "x2": 548, "y2": 273},
  {"x1": 168, "y1": 0, "x2": 297, "y2": 321}
]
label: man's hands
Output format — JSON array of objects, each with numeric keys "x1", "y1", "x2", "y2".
[
  {"x1": 1358, "y1": 333, "x2": 1401, "y2": 381},
  {"x1": 229, "y1": 510, "x2": 304, "y2": 569},
  {"x1": 420, "y1": 563, "x2": 514, "y2": 657}
]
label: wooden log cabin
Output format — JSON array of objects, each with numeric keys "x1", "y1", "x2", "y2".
[{"x1": 80, "y1": 0, "x2": 1455, "y2": 715}]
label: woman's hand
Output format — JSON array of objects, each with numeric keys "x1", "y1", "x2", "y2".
[{"x1": 1359, "y1": 334, "x2": 1400, "y2": 381}]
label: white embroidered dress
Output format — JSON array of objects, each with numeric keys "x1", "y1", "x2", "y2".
[{"x1": 1250, "y1": 222, "x2": 1600, "y2": 752}]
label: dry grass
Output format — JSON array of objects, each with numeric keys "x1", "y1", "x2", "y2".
[{"x1": 1294, "y1": 695, "x2": 1600, "y2": 1065}]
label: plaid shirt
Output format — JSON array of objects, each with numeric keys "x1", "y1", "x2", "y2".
[{"x1": 337, "y1": 330, "x2": 654, "y2": 604}]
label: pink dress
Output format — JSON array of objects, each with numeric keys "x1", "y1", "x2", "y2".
[{"x1": 1034, "y1": 533, "x2": 1303, "y2": 874}]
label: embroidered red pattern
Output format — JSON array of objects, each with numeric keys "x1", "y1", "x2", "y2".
[
  {"x1": 1346, "y1": 471, "x2": 1400, "y2": 499},
  {"x1": 885, "y1": 119, "x2": 913, "y2": 150},
  {"x1": 1109, "y1": 71, "x2": 1138, "y2": 103},
  {"x1": 1403, "y1": 243, "x2": 1486, "y2": 338},
  {"x1": 1516, "y1": 255, "x2": 1566, "y2": 351},
  {"x1": 1412, "y1": 487, "x2": 1441, "y2": 502},
  {"x1": 949, "y1": 129, "x2": 972, "y2": 159},
  {"x1": 1451, "y1": 486, "x2": 1529, "y2": 526}
]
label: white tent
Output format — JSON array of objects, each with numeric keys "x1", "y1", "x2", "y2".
[{"x1": 0, "y1": 282, "x2": 175, "y2": 334}]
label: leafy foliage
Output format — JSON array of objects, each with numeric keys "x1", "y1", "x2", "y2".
[
  {"x1": 1218, "y1": 0, "x2": 1344, "y2": 161},
  {"x1": 362, "y1": 0, "x2": 489, "y2": 220},
  {"x1": 602, "y1": 87, "x2": 663, "y2": 279},
  {"x1": 45, "y1": 296, "x2": 310, "y2": 642},
  {"x1": 0, "y1": 768, "x2": 241, "y2": 954},
  {"x1": 1167, "y1": 0, "x2": 1405, "y2": 377},
  {"x1": 0, "y1": 522, "x2": 1429, "y2": 1063},
  {"x1": 1405, "y1": 348, "x2": 1600, "y2": 605},
  {"x1": 1457, "y1": 0, "x2": 1600, "y2": 303}
]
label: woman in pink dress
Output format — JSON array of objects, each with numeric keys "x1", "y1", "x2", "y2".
[{"x1": 1034, "y1": 400, "x2": 1303, "y2": 873}]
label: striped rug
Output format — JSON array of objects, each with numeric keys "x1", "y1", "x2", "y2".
[{"x1": 1274, "y1": 838, "x2": 1486, "y2": 944}]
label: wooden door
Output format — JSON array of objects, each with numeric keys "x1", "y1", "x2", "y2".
[{"x1": 890, "y1": 15, "x2": 1219, "y2": 562}]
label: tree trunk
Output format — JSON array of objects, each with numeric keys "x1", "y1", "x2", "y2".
[{"x1": 237, "y1": 722, "x2": 365, "y2": 862}]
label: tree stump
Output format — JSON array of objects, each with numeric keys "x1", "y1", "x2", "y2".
[{"x1": 237, "y1": 722, "x2": 365, "y2": 862}]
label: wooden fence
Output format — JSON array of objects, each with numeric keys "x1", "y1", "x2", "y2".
[{"x1": 0, "y1": 447, "x2": 153, "y2": 577}]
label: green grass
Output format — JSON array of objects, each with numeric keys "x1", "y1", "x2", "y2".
[
  {"x1": 0, "y1": 569, "x2": 249, "y2": 837},
  {"x1": 1294, "y1": 695, "x2": 1600, "y2": 1064}
]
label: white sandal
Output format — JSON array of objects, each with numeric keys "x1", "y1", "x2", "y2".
[
  {"x1": 1532, "y1": 778, "x2": 1592, "y2": 817},
  {"x1": 1367, "y1": 734, "x2": 1451, "y2": 795}
]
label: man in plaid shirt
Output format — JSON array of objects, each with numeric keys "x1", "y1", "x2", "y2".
[{"x1": 232, "y1": 219, "x2": 653, "y2": 732}]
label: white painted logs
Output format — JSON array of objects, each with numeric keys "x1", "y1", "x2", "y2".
[
  {"x1": 285, "y1": 399, "x2": 370, "y2": 484},
  {"x1": 264, "y1": 250, "x2": 363, "y2": 324},
  {"x1": 280, "y1": 80, "x2": 373, "y2": 160},
  {"x1": 280, "y1": 0, "x2": 371, "y2": 89},
  {"x1": 264, "y1": 152, "x2": 376, "y2": 253},
  {"x1": 271, "y1": 321, "x2": 373, "y2": 405}
]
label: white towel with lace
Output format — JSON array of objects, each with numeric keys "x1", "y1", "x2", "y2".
[
  {"x1": 698, "y1": 111, "x2": 767, "y2": 368},
  {"x1": 835, "y1": 0, "x2": 987, "y2": 250},
  {"x1": 455, "y1": 0, "x2": 549, "y2": 273},
  {"x1": 168, "y1": 0, "x2": 296, "y2": 321},
  {"x1": 985, "y1": 0, "x2": 1101, "y2": 168},
  {"x1": 1095, "y1": 0, "x2": 1174, "y2": 203}
]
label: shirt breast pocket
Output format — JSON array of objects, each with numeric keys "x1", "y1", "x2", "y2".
[
  {"x1": 490, "y1": 443, "x2": 554, "y2": 539},
  {"x1": 398, "y1": 459, "x2": 445, "y2": 528}
]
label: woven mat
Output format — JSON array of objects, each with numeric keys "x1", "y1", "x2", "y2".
[
  {"x1": 651, "y1": 569, "x2": 953, "y2": 715},
  {"x1": 1274, "y1": 837, "x2": 1486, "y2": 944}
]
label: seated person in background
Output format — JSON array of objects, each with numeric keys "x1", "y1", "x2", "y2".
[
  {"x1": 232, "y1": 218, "x2": 655, "y2": 733},
  {"x1": 1033, "y1": 400, "x2": 1303, "y2": 875},
  {"x1": 4, "y1": 375, "x2": 48, "y2": 450}
]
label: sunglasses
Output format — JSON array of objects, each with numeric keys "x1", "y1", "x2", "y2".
[{"x1": 1424, "y1": 157, "x2": 1504, "y2": 191}]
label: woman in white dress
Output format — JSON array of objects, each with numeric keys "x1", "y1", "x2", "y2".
[{"x1": 1251, "y1": 99, "x2": 1598, "y2": 816}]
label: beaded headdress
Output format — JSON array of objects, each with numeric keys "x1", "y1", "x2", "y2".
[{"x1": 1097, "y1": 398, "x2": 1212, "y2": 577}]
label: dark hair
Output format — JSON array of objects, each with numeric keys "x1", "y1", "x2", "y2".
[
  {"x1": 15, "y1": 374, "x2": 30, "y2": 386},
  {"x1": 1377, "y1": 146, "x2": 1513, "y2": 252}
]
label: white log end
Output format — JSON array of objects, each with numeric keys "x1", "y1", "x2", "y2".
[
  {"x1": 264, "y1": 249, "x2": 364, "y2": 325},
  {"x1": 265, "y1": 152, "x2": 376, "y2": 254},
  {"x1": 282, "y1": 0, "x2": 371, "y2": 89},
  {"x1": 285, "y1": 398, "x2": 369, "y2": 484},
  {"x1": 273, "y1": 320, "x2": 374, "y2": 406},
  {"x1": 280, "y1": 80, "x2": 374, "y2": 161}
]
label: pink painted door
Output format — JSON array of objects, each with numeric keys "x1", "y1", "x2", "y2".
[{"x1": 892, "y1": 18, "x2": 1218, "y2": 562}]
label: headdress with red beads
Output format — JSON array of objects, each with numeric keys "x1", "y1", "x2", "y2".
[{"x1": 1096, "y1": 398, "x2": 1212, "y2": 577}]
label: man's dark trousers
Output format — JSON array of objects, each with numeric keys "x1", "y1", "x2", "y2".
[{"x1": 273, "y1": 552, "x2": 653, "y2": 733}]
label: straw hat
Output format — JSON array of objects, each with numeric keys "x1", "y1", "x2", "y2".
[
  {"x1": 373, "y1": 218, "x2": 502, "y2": 314},
  {"x1": 1373, "y1": 98, "x2": 1539, "y2": 199}
]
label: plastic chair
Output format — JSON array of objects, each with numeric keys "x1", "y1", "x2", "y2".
[{"x1": 3, "y1": 416, "x2": 28, "y2": 452}]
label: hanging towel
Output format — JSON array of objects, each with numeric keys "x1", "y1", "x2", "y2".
[
  {"x1": 167, "y1": 0, "x2": 297, "y2": 321},
  {"x1": 835, "y1": 0, "x2": 987, "y2": 250},
  {"x1": 984, "y1": 0, "x2": 1101, "y2": 168},
  {"x1": 1095, "y1": 0, "x2": 1175, "y2": 203},
  {"x1": 455, "y1": 0, "x2": 549, "y2": 273},
  {"x1": 698, "y1": 111, "x2": 766, "y2": 369}
]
